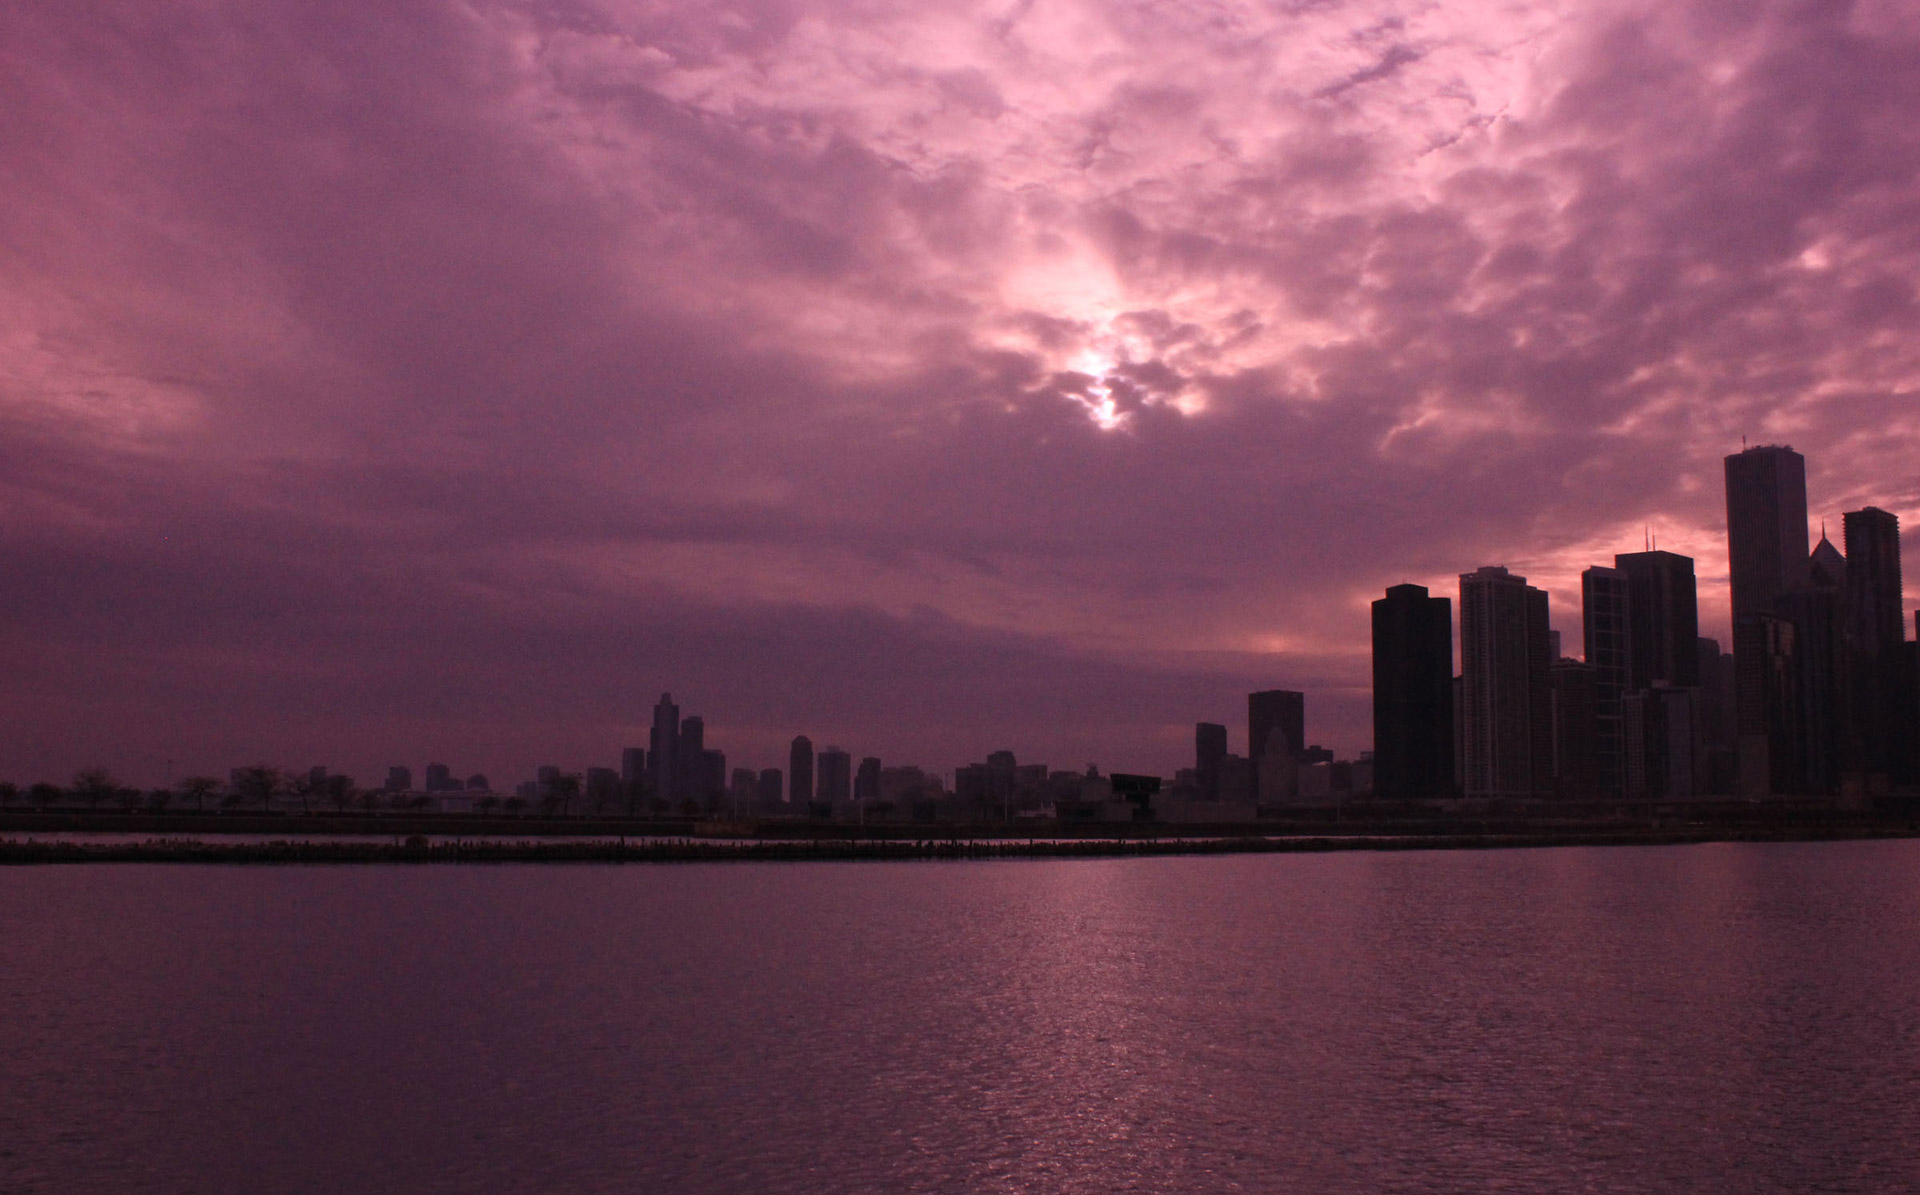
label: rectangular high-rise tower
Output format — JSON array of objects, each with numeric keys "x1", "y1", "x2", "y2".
[
  {"x1": 1248, "y1": 690, "x2": 1305, "y2": 764},
  {"x1": 1615, "y1": 550, "x2": 1700, "y2": 689},
  {"x1": 648, "y1": 693, "x2": 680, "y2": 806},
  {"x1": 1460, "y1": 566, "x2": 1553, "y2": 799},
  {"x1": 1195, "y1": 722, "x2": 1228, "y2": 800},
  {"x1": 1371, "y1": 583, "x2": 1454, "y2": 799},
  {"x1": 1582, "y1": 566, "x2": 1630, "y2": 797},
  {"x1": 1725, "y1": 445, "x2": 1810, "y2": 795},
  {"x1": 1843, "y1": 507, "x2": 1907, "y2": 785}
]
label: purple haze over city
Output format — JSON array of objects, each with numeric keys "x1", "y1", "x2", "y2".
[{"x1": 3, "y1": 0, "x2": 1918, "y2": 787}]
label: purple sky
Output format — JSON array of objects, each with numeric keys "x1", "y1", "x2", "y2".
[{"x1": 4, "y1": 0, "x2": 1918, "y2": 788}]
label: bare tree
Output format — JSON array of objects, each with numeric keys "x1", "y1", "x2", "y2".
[
  {"x1": 28, "y1": 783, "x2": 63, "y2": 811},
  {"x1": 72, "y1": 768, "x2": 117, "y2": 811},
  {"x1": 475, "y1": 794, "x2": 500, "y2": 816},
  {"x1": 540, "y1": 772, "x2": 581, "y2": 818},
  {"x1": 324, "y1": 774, "x2": 356, "y2": 813},
  {"x1": 178, "y1": 776, "x2": 221, "y2": 813},
  {"x1": 230, "y1": 765, "x2": 284, "y2": 813},
  {"x1": 146, "y1": 788, "x2": 174, "y2": 813},
  {"x1": 0, "y1": 781, "x2": 17, "y2": 809}
]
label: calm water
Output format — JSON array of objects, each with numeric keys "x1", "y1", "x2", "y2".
[{"x1": 3, "y1": 842, "x2": 1918, "y2": 1192}]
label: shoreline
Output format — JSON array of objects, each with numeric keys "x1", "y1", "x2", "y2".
[{"x1": 5, "y1": 823, "x2": 1919, "y2": 864}]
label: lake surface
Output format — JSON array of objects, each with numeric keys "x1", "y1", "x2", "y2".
[{"x1": 4, "y1": 841, "x2": 1918, "y2": 1192}]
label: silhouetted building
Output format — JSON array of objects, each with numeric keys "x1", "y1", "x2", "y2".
[
  {"x1": 1725, "y1": 445, "x2": 1809, "y2": 795},
  {"x1": 385, "y1": 766, "x2": 412, "y2": 792},
  {"x1": 677, "y1": 716, "x2": 706, "y2": 808},
  {"x1": 1195, "y1": 722, "x2": 1227, "y2": 800},
  {"x1": 788, "y1": 736, "x2": 813, "y2": 809},
  {"x1": 466, "y1": 774, "x2": 489, "y2": 791},
  {"x1": 756, "y1": 768, "x2": 783, "y2": 810},
  {"x1": 1844, "y1": 507, "x2": 1908, "y2": 787},
  {"x1": 649, "y1": 694, "x2": 680, "y2": 806},
  {"x1": 855, "y1": 756, "x2": 881, "y2": 804},
  {"x1": 1696, "y1": 637, "x2": 1737, "y2": 793},
  {"x1": 1371, "y1": 583, "x2": 1454, "y2": 799},
  {"x1": 1624, "y1": 686, "x2": 1697, "y2": 801},
  {"x1": 1248, "y1": 690, "x2": 1304, "y2": 770},
  {"x1": 1460, "y1": 566, "x2": 1552, "y2": 799},
  {"x1": 816, "y1": 747, "x2": 851, "y2": 809},
  {"x1": 1550, "y1": 658, "x2": 1599, "y2": 799},
  {"x1": 1616, "y1": 551, "x2": 1700, "y2": 689},
  {"x1": 1779, "y1": 535, "x2": 1849, "y2": 796},
  {"x1": 1582, "y1": 565, "x2": 1630, "y2": 797},
  {"x1": 424, "y1": 762, "x2": 455, "y2": 792},
  {"x1": 621, "y1": 747, "x2": 646, "y2": 800},
  {"x1": 585, "y1": 767, "x2": 620, "y2": 806}
]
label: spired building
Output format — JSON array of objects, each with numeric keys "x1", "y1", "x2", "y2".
[
  {"x1": 1371, "y1": 583, "x2": 1455, "y2": 799},
  {"x1": 1582, "y1": 566, "x2": 1630, "y2": 797},
  {"x1": 1725, "y1": 445, "x2": 1810, "y2": 795},
  {"x1": 1460, "y1": 567, "x2": 1553, "y2": 799}
]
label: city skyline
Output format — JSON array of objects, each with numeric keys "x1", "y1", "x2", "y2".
[{"x1": 5, "y1": 2, "x2": 1920, "y2": 788}]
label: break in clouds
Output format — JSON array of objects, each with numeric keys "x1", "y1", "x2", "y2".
[{"x1": 2, "y1": 0, "x2": 1918, "y2": 782}]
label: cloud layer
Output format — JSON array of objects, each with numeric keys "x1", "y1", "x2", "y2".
[{"x1": 4, "y1": 0, "x2": 1918, "y2": 785}]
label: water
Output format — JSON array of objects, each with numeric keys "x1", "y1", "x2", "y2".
[{"x1": 3, "y1": 841, "x2": 1918, "y2": 1192}]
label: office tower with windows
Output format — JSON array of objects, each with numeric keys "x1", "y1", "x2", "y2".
[
  {"x1": 1582, "y1": 566, "x2": 1630, "y2": 797},
  {"x1": 1460, "y1": 566, "x2": 1553, "y2": 798}
]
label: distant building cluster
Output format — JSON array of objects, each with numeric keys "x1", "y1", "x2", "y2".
[
  {"x1": 15, "y1": 443, "x2": 1907, "y2": 824},
  {"x1": 1372, "y1": 444, "x2": 1913, "y2": 806}
]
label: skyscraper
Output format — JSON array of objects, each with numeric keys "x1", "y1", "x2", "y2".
[
  {"x1": 1195, "y1": 722, "x2": 1227, "y2": 800},
  {"x1": 1843, "y1": 507, "x2": 1908, "y2": 785},
  {"x1": 1725, "y1": 445, "x2": 1810, "y2": 795},
  {"x1": 789, "y1": 735, "x2": 814, "y2": 810},
  {"x1": 649, "y1": 693, "x2": 679, "y2": 806},
  {"x1": 1460, "y1": 566, "x2": 1553, "y2": 799},
  {"x1": 1726, "y1": 446, "x2": 1811, "y2": 621},
  {"x1": 1248, "y1": 690, "x2": 1304, "y2": 766},
  {"x1": 1615, "y1": 550, "x2": 1700, "y2": 689},
  {"x1": 816, "y1": 747, "x2": 852, "y2": 808},
  {"x1": 677, "y1": 715, "x2": 706, "y2": 807},
  {"x1": 620, "y1": 746, "x2": 646, "y2": 801},
  {"x1": 1371, "y1": 583, "x2": 1454, "y2": 799},
  {"x1": 1581, "y1": 565, "x2": 1630, "y2": 797}
]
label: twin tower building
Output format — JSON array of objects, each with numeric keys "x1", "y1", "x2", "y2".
[{"x1": 1372, "y1": 445, "x2": 1910, "y2": 802}]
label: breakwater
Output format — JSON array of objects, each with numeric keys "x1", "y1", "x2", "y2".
[{"x1": 5, "y1": 824, "x2": 1919, "y2": 863}]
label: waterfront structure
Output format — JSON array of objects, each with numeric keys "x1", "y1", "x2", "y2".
[
  {"x1": 1370, "y1": 583, "x2": 1454, "y2": 799},
  {"x1": 1725, "y1": 445, "x2": 1810, "y2": 794},
  {"x1": 1460, "y1": 566, "x2": 1552, "y2": 798},
  {"x1": 649, "y1": 694, "x2": 680, "y2": 806},
  {"x1": 1581, "y1": 566, "x2": 1630, "y2": 797}
]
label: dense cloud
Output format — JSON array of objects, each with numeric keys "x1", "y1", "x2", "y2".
[{"x1": 2, "y1": 0, "x2": 1917, "y2": 784}]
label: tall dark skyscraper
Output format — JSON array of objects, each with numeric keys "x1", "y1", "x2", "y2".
[
  {"x1": 1371, "y1": 583, "x2": 1454, "y2": 799},
  {"x1": 1460, "y1": 566, "x2": 1552, "y2": 799},
  {"x1": 1195, "y1": 722, "x2": 1227, "y2": 800},
  {"x1": 620, "y1": 746, "x2": 646, "y2": 801},
  {"x1": 788, "y1": 735, "x2": 814, "y2": 810},
  {"x1": 1725, "y1": 445, "x2": 1810, "y2": 795},
  {"x1": 1615, "y1": 550, "x2": 1700, "y2": 689},
  {"x1": 1248, "y1": 690, "x2": 1304, "y2": 764},
  {"x1": 1843, "y1": 506, "x2": 1908, "y2": 785},
  {"x1": 1726, "y1": 445, "x2": 1811, "y2": 621},
  {"x1": 1779, "y1": 535, "x2": 1848, "y2": 795},
  {"x1": 648, "y1": 693, "x2": 679, "y2": 806},
  {"x1": 677, "y1": 715, "x2": 706, "y2": 807},
  {"x1": 1581, "y1": 565, "x2": 1629, "y2": 797},
  {"x1": 816, "y1": 747, "x2": 852, "y2": 807}
]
